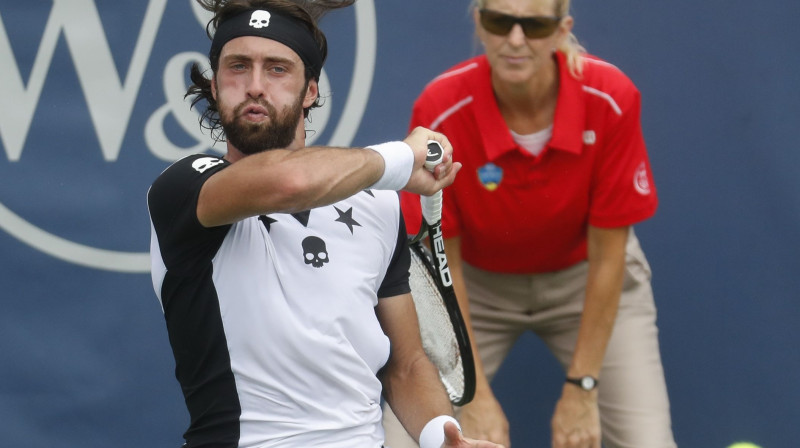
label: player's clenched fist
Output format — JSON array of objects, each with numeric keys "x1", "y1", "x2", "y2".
[{"x1": 403, "y1": 127, "x2": 461, "y2": 196}]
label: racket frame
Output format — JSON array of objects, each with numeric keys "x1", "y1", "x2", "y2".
[{"x1": 407, "y1": 141, "x2": 476, "y2": 406}]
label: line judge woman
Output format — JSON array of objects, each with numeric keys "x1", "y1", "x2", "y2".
[{"x1": 382, "y1": 0, "x2": 676, "y2": 447}]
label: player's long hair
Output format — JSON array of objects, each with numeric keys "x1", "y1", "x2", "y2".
[
  {"x1": 186, "y1": 0, "x2": 355, "y2": 143},
  {"x1": 471, "y1": 0, "x2": 586, "y2": 78}
]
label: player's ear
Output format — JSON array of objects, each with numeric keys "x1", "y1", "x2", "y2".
[
  {"x1": 211, "y1": 75, "x2": 218, "y2": 102},
  {"x1": 303, "y1": 78, "x2": 319, "y2": 109}
]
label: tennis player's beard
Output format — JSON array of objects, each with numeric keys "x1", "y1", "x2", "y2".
[{"x1": 221, "y1": 95, "x2": 304, "y2": 155}]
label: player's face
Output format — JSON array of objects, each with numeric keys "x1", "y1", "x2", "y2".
[
  {"x1": 475, "y1": 0, "x2": 572, "y2": 86},
  {"x1": 213, "y1": 36, "x2": 319, "y2": 154}
]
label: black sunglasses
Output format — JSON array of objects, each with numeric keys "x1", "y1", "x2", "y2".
[{"x1": 479, "y1": 9, "x2": 562, "y2": 39}]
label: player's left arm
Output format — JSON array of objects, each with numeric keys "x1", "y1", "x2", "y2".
[
  {"x1": 376, "y1": 293, "x2": 454, "y2": 442},
  {"x1": 552, "y1": 225, "x2": 629, "y2": 448},
  {"x1": 375, "y1": 202, "x2": 459, "y2": 443},
  {"x1": 377, "y1": 295, "x2": 505, "y2": 448}
]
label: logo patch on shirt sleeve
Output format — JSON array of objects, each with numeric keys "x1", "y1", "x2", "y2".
[
  {"x1": 583, "y1": 130, "x2": 596, "y2": 145},
  {"x1": 633, "y1": 161, "x2": 652, "y2": 195},
  {"x1": 191, "y1": 157, "x2": 224, "y2": 174},
  {"x1": 477, "y1": 162, "x2": 503, "y2": 191}
]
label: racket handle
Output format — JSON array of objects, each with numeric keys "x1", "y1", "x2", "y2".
[{"x1": 421, "y1": 141, "x2": 444, "y2": 224}]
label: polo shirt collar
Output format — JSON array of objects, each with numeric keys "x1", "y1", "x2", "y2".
[
  {"x1": 473, "y1": 52, "x2": 586, "y2": 162},
  {"x1": 550, "y1": 51, "x2": 585, "y2": 155}
]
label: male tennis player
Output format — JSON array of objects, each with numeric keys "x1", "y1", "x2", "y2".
[{"x1": 148, "y1": 1, "x2": 503, "y2": 447}]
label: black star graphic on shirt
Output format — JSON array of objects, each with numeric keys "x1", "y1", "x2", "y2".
[
  {"x1": 334, "y1": 206, "x2": 361, "y2": 234},
  {"x1": 258, "y1": 215, "x2": 277, "y2": 232},
  {"x1": 363, "y1": 189, "x2": 374, "y2": 197},
  {"x1": 291, "y1": 210, "x2": 311, "y2": 227}
]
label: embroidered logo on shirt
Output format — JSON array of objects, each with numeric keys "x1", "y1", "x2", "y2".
[
  {"x1": 477, "y1": 162, "x2": 503, "y2": 191},
  {"x1": 633, "y1": 161, "x2": 652, "y2": 195},
  {"x1": 583, "y1": 130, "x2": 596, "y2": 145}
]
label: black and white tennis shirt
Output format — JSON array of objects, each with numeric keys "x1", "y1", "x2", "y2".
[{"x1": 148, "y1": 154, "x2": 411, "y2": 448}]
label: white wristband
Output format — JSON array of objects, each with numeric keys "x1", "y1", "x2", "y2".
[
  {"x1": 367, "y1": 141, "x2": 414, "y2": 191},
  {"x1": 419, "y1": 415, "x2": 460, "y2": 448}
]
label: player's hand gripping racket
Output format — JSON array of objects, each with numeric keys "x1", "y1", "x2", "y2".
[{"x1": 408, "y1": 140, "x2": 476, "y2": 406}]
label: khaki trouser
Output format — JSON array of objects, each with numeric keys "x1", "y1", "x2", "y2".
[{"x1": 382, "y1": 231, "x2": 676, "y2": 448}]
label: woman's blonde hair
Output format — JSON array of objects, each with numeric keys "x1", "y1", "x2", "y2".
[{"x1": 471, "y1": 0, "x2": 586, "y2": 78}]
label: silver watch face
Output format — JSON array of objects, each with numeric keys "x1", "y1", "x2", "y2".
[{"x1": 581, "y1": 376, "x2": 596, "y2": 390}]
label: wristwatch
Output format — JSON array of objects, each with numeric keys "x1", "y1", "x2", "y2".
[{"x1": 565, "y1": 375, "x2": 598, "y2": 391}]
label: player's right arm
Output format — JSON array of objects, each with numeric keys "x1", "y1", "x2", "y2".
[{"x1": 196, "y1": 127, "x2": 460, "y2": 227}]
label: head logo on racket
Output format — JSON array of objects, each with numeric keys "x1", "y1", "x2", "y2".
[{"x1": 430, "y1": 225, "x2": 453, "y2": 287}]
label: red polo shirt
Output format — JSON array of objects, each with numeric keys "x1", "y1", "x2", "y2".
[{"x1": 401, "y1": 52, "x2": 658, "y2": 273}]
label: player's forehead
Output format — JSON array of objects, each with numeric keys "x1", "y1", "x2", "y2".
[
  {"x1": 219, "y1": 35, "x2": 304, "y2": 66},
  {"x1": 482, "y1": 0, "x2": 558, "y2": 16}
]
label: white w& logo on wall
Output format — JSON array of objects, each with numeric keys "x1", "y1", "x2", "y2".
[{"x1": 0, "y1": 0, "x2": 375, "y2": 272}]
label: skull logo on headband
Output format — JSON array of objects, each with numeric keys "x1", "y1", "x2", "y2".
[{"x1": 249, "y1": 10, "x2": 271, "y2": 29}]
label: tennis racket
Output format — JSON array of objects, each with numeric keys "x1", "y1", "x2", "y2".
[{"x1": 408, "y1": 140, "x2": 475, "y2": 406}]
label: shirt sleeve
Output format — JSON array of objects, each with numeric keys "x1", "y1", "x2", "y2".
[
  {"x1": 377, "y1": 206, "x2": 411, "y2": 299},
  {"x1": 148, "y1": 155, "x2": 231, "y2": 275},
  {"x1": 589, "y1": 85, "x2": 658, "y2": 228}
]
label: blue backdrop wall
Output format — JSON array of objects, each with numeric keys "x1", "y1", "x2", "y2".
[{"x1": 1, "y1": 1, "x2": 798, "y2": 447}]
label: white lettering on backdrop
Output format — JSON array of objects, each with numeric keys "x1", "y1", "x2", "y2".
[{"x1": 0, "y1": 0, "x2": 376, "y2": 272}]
